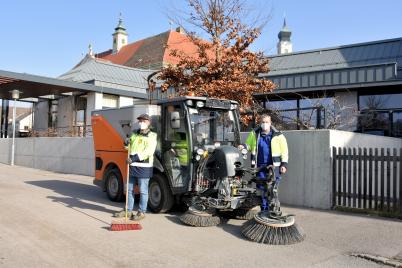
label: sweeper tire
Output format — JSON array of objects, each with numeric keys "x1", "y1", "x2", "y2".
[
  {"x1": 148, "y1": 173, "x2": 174, "y2": 213},
  {"x1": 105, "y1": 167, "x2": 124, "y2": 202}
]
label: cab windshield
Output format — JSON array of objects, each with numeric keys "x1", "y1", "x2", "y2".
[{"x1": 188, "y1": 107, "x2": 237, "y2": 147}]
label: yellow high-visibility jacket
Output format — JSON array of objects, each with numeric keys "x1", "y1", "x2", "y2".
[
  {"x1": 244, "y1": 127, "x2": 289, "y2": 168},
  {"x1": 128, "y1": 130, "x2": 157, "y2": 177}
]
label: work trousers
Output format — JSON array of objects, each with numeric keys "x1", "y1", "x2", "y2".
[{"x1": 127, "y1": 174, "x2": 150, "y2": 213}]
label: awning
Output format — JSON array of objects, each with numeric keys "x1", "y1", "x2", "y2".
[{"x1": 0, "y1": 69, "x2": 147, "y2": 101}]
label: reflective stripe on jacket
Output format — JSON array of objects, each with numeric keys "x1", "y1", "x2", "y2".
[
  {"x1": 128, "y1": 130, "x2": 157, "y2": 177},
  {"x1": 244, "y1": 127, "x2": 289, "y2": 168}
]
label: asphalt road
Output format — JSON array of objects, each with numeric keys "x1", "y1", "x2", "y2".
[{"x1": 0, "y1": 163, "x2": 401, "y2": 268}]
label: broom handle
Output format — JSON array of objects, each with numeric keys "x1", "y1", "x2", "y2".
[{"x1": 125, "y1": 142, "x2": 130, "y2": 222}]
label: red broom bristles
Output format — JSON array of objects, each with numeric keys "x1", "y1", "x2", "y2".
[{"x1": 110, "y1": 222, "x2": 142, "y2": 231}]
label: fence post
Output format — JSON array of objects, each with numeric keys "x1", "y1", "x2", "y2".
[
  {"x1": 363, "y1": 148, "x2": 368, "y2": 209},
  {"x1": 369, "y1": 148, "x2": 373, "y2": 210},
  {"x1": 380, "y1": 148, "x2": 385, "y2": 210},
  {"x1": 353, "y1": 148, "x2": 357, "y2": 208},
  {"x1": 393, "y1": 148, "x2": 398, "y2": 212},
  {"x1": 343, "y1": 147, "x2": 347, "y2": 206},
  {"x1": 338, "y1": 147, "x2": 342, "y2": 206},
  {"x1": 347, "y1": 148, "x2": 352, "y2": 207},
  {"x1": 332, "y1": 147, "x2": 337, "y2": 208},
  {"x1": 399, "y1": 148, "x2": 402, "y2": 215},
  {"x1": 387, "y1": 148, "x2": 391, "y2": 212},
  {"x1": 374, "y1": 148, "x2": 379, "y2": 210},
  {"x1": 358, "y1": 147, "x2": 362, "y2": 208}
]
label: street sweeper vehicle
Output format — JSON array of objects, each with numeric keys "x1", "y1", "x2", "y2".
[
  {"x1": 92, "y1": 97, "x2": 258, "y2": 214},
  {"x1": 92, "y1": 96, "x2": 304, "y2": 244}
]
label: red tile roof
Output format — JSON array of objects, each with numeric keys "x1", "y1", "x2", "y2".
[{"x1": 95, "y1": 30, "x2": 202, "y2": 69}]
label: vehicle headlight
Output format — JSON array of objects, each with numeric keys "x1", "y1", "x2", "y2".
[
  {"x1": 214, "y1": 142, "x2": 221, "y2": 148},
  {"x1": 196, "y1": 148, "x2": 205, "y2": 155},
  {"x1": 186, "y1": 100, "x2": 194, "y2": 106},
  {"x1": 241, "y1": 148, "x2": 248, "y2": 155},
  {"x1": 242, "y1": 154, "x2": 248, "y2": 160},
  {"x1": 196, "y1": 101, "x2": 205, "y2": 108},
  {"x1": 195, "y1": 155, "x2": 201, "y2": 161}
]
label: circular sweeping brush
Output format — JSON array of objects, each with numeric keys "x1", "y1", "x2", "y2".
[
  {"x1": 180, "y1": 206, "x2": 221, "y2": 227},
  {"x1": 241, "y1": 212, "x2": 305, "y2": 245}
]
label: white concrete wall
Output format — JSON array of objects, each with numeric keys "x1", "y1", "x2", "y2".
[
  {"x1": 119, "y1": 96, "x2": 134, "y2": 107},
  {"x1": 0, "y1": 137, "x2": 94, "y2": 176},
  {"x1": 329, "y1": 130, "x2": 402, "y2": 148},
  {"x1": 279, "y1": 130, "x2": 332, "y2": 209}
]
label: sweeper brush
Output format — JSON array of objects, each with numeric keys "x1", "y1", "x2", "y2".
[
  {"x1": 110, "y1": 219, "x2": 142, "y2": 231},
  {"x1": 241, "y1": 213, "x2": 305, "y2": 245},
  {"x1": 180, "y1": 207, "x2": 221, "y2": 227}
]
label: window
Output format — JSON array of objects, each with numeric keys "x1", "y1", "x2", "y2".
[
  {"x1": 393, "y1": 112, "x2": 402, "y2": 137},
  {"x1": 266, "y1": 99, "x2": 297, "y2": 110},
  {"x1": 76, "y1": 110, "x2": 85, "y2": 125},
  {"x1": 165, "y1": 105, "x2": 185, "y2": 141},
  {"x1": 265, "y1": 97, "x2": 332, "y2": 130},
  {"x1": 358, "y1": 111, "x2": 390, "y2": 136},
  {"x1": 359, "y1": 93, "x2": 402, "y2": 110}
]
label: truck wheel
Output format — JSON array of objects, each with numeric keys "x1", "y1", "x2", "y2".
[
  {"x1": 105, "y1": 168, "x2": 124, "y2": 202},
  {"x1": 148, "y1": 173, "x2": 174, "y2": 213}
]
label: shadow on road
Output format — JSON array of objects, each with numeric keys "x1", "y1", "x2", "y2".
[
  {"x1": 164, "y1": 215, "x2": 186, "y2": 226},
  {"x1": 26, "y1": 180, "x2": 121, "y2": 213},
  {"x1": 163, "y1": 213, "x2": 248, "y2": 240}
]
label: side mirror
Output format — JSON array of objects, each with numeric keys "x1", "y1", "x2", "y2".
[{"x1": 170, "y1": 111, "x2": 181, "y2": 129}]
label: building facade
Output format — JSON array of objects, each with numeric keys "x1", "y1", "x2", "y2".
[{"x1": 257, "y1": 22, "x2": 402, "y2": 138}]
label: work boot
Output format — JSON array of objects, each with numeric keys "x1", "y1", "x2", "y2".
[
  {"x1": 131, "y1": 211, "x2": 145, "y2": 221},
  {"x1": 113, "y1": 210, "x2": 133, "y2": 218}
]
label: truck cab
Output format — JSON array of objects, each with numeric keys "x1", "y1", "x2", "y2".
[{"x1": 92, "y1": 96, "x2": 242, "y2": 212}]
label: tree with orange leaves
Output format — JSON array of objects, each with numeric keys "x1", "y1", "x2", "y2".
[{"x1": 159, "y1": 0, "x2": 275, "y2": 124}]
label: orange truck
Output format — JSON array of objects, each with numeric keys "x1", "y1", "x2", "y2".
[{"x1": 92, "y1": 97, "x2": 259, "y2": 214}]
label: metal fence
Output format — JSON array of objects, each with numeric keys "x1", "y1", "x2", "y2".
[{"x1": 332, "y1": 147, "x2": 402, "y2": 216}]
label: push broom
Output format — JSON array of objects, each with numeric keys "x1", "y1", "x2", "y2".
[{"x1": 110, "y1": 145, "x2": 142, "y2": 231}]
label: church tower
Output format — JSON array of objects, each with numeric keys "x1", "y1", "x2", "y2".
[
  {"x1": 112, "y1": 15, "x2": 128, "y2": 54},
  {"x1": 277, "y1": 18, "x2": 292, "y2": 54}
]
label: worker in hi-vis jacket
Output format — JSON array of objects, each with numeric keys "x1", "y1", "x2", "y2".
[
  {"x1": 240, "y1": 114, "x2": 288, "y2": 213},
  {"x1": 115, "y1": 113, "x2": 157, "y2": 221}
]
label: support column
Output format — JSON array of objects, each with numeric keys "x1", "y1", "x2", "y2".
[{"x1": 1, "y1": 100, "x2": 10, "y2": 138}]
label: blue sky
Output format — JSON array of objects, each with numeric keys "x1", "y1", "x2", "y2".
[{"x1": 0, "y1": 0, "x2": 401, "y2": 78}]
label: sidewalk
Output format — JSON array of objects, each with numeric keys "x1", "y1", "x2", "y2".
[{"x1": 0, "y1": 163, "x2": 401, "y2": 267}]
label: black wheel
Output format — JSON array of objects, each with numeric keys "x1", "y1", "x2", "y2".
[
  {"x1": 105, "y1": 168, "x2": 124, "y2": 202},
  {"x1": 148, "y1": 173, "x2": 174, "y2": 213}
]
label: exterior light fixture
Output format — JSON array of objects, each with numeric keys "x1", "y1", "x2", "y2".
[{"x1": 9, "y1": 89, "x2": 21, "y2": 166}]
